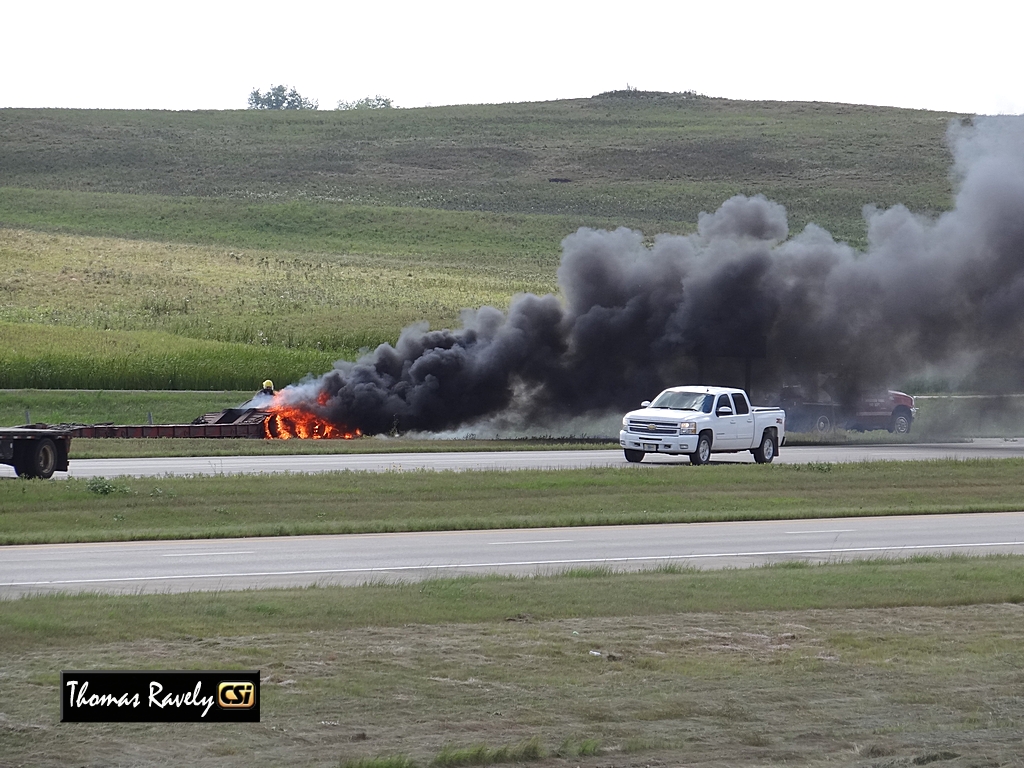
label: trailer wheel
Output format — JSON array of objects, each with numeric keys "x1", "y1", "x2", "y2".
[
  {"x1": 752, "y1": 431, "x2": 777, "y2": 464},
  {"x1": 623, "y1": 449, "x2": 645, "y2": 463},
  {"x1": 16, "y1": 438, "x2": 58, "y2": 479},
  {"x1": 689, "y1": 432, "x2": 712, "y2": 466},
  {"x1": 813, "y1": 413, "x2": 833, "y2": 434}
]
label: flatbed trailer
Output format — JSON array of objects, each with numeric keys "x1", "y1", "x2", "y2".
[
  {"x1": 0, "y1": 426, "x2": 72, "y2": 479},
  {"x1": 1, "y1": 409, "x2": 269, "y2": 479}
]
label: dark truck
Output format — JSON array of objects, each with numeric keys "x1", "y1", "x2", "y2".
[{"x1": 777, "y1": 387, "x2": 917, "y2": 435}]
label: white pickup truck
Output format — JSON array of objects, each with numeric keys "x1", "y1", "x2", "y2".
[{"x1": 619, "y1": 386, "x2": 786, "y2": 465}]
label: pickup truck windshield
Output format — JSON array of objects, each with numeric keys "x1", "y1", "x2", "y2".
[{"x1": 650, "y1": 391, "x2": 714, "y2": 413}]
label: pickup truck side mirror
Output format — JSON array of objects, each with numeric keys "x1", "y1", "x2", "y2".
[
  {"x1": 641, "y1": 401, "x2": 651, "y2": 407},
  {"x1": 716, "y1": 406, "x2": 734, "y2": 416}
]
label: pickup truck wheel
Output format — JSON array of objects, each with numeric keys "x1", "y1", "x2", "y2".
[
  {"x1": 752, "y1": 432, "x2": 776, "y2": 464},
  {"x1": 623, "y1": 449, "x2": 645, "y2": 463},
  {"x1": 889, "y1": 408, "x2": 912, "y2": 435},
  {"x1": 689, "y1": 433, "x2": 712, "y2": 466},
  {"x1": 16, "y1": 438, "x2": 58, "y2": 479}
]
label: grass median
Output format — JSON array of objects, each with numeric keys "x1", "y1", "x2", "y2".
[{"x1": 3, "y1": 459, "x2": 1024, "y2": 545}]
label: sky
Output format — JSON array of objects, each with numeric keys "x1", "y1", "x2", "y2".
[{"x1": 3, "y1": 0, "x2": 1021, "y2": 115}]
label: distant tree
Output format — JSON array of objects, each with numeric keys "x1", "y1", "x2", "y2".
[
  {"x1": 593, "y1": 87, "x2": 709, "y2": 100},
  {"x1": 247, "y1": 85, "x2": 318, "y2": 110},
  {"x1": 336, "y1": 95, "x2": 394, "y2": 110}
]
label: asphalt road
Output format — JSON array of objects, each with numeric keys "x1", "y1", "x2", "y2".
[
  {"x1": 3, "y1": 511, "x2": 1023, "y2": 597},
  {"x1": 3, "y1": 438, "x2": 1023, "y2": 479}
]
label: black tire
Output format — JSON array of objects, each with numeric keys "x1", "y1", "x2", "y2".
[
  {"x1": 889, "y1": 408, "x2": 912, "y2": 435},
  {"x1": 813, "y1": 413, "x2": 832, "y2": 434},
  {"x1": 15, "y1": 438, "x2": 58, "y2": 479},
  {"x1": 624, "y1": 449, "x2": 645, "y2": 463},
  {"x1": 752, "y1": 431, "x2": 777, "y2": 464},
  {"x1": 689, "y1": 433, "x2": 712, "y2": 466}
]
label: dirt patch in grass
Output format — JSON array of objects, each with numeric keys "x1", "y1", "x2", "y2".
[{"x1": 2, "y1": 603, "x2": 1021, "y2": 767}]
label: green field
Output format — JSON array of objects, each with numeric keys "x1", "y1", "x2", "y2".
[
  {"x1": 0, "y1": 97, "x2": 960, "y2": 389},
  {"x1": 0, "y1": 388, "x2": 252, "y2": 425},
  {"x1": 0, "y1": 98, "x2": 957, "y2": 239}
]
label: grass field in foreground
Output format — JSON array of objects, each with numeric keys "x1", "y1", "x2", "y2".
[
  {"x1": 3, "y1": 459, "x2": 1024, "y2": 544},
  {"x1": 1, "y1": 558, "x2": 1022, "y2": 766}
]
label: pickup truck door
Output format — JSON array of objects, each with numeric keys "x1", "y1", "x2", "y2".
[
  {"x1": 712, "y1": 395, "x2": 734, "y2": 448},
  {"x1": 731, "y1": 393, "x2": 755, "y2": 449}
]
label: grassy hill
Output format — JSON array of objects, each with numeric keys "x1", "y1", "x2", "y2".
[{"x1": 0, "y1": 94, "x2": 962, "y2": 389}]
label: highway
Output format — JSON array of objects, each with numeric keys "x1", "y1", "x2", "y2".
[
  {"x1": 2, "y1": 438, "x2": 1022, "y2": 479},
  {"x1": 3, "y1": 440, "x2": 1024, "y2": 597},
  {"x1": 2, "y1": 511, "x2": 1022, "y2": 597}
]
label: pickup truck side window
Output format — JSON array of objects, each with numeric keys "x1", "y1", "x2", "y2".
[
  {"x1": 714, "y1": 395, "x2": 729, "y2": 413},
  {"x1": 733, "y1": 393, "x2": 750, "y2": 415}
]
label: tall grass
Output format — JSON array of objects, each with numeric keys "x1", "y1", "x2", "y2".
[
  {"x1": 0, "y1": 227, "x2": 555, "y2": 388},
  {"x1": 0, "y1": 389, "x2": 252, "y2": 426},
  {"x1": 0, "y1": 322, "x2": 338, "y2": 390},
  {"x1": 431, "y1": 738, "x2": 544, "y2": 766}
]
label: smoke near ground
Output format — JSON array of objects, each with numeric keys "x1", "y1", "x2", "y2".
[{"x1": 278, "y1": 117, "x2": 1024, "y2": 435}]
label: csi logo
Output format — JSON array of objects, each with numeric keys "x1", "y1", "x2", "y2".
[{"x1": 217, "y1": 682, "x2": 256, "y2": 709}]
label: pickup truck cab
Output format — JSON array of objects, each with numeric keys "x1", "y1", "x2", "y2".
[{"x1": 619, "y1": 386, "x2": 786, "y2": 465}]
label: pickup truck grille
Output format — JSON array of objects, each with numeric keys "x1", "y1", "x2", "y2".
[{"x1": 626, "y1": 419, "x2": 678, "y2": 436}]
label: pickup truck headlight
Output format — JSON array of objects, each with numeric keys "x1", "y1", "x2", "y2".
[{"x1": 679, "y1": 422, "x2": 697, "y2": 434}]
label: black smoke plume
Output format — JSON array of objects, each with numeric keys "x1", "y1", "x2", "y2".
[{"x1": 279, "y1": 117, "x2": 1024, "y2": 435}]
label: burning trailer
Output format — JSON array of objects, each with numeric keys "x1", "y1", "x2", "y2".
[{"x1": 0, "y1": 397, "x2": 361, "y2": 479}]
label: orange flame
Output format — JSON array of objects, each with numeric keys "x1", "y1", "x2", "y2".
[{"x1": 263, "y1": 402, "x2": 361, "y2": 440}]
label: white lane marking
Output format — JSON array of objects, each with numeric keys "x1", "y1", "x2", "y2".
[
  {"x1": 5, "y1": 541, "x2": 1023, "y2": 588},
  {"x1": 785, "y1": 529, "x2": 855, "y2": 534},
  {"x1": 488, "y1": 539, "x2": 573, "y2": 545},
  {"x1": 161, "y1": 551, "x2": 256, "y2": 557}
]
